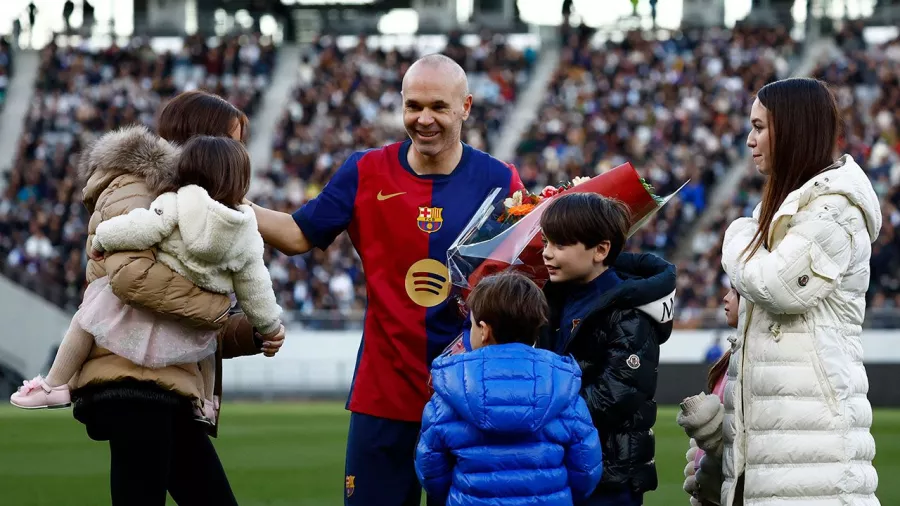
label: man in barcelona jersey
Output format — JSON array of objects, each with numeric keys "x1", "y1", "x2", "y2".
[{"x1": 248, "y1": 54, "x2": 524, "y2": 505}]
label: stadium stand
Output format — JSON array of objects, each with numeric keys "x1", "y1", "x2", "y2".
[
  {"x1": 680, "y1": 25, "x2": 900, "y2": 327},
  {"x1": 0, "y1": 37, "x2": 11, "y2": 111},
  {"x1": 2, "y1": 25, "x2": 894, "y2": 330},
  {"x1": 515, "y1": 25, "x2": 796, "y2": 327},
  {"x1": 817, "y1": 27, "x2": 900, "y2": 315},
  {"x1": 0, "y1": 34, "x2": 276, "y2": 310}
]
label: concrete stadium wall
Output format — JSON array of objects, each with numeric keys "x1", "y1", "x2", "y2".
[{"x1": 0, "y1": 276, "x2": 71, "y2": 388}]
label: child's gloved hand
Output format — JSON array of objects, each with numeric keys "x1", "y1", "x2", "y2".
[
  {"x1": 695, "y1": 453, "x2": 723, "y2": 505},
  {"x1": 678, "y1": 392, "x2": 725, "y2": 458},
  {"x1": 259, "y1": 324, "x2": 285, "y2": 357},
  {"x1": 683, "y1": 440, "x2": 703, "y2": 506},
  {"x1": 88, "y1": 238, "x2": 105, "y2": 261},
  {"x1": 683, "y1": 438, "x2": 722, "y2": 506}
]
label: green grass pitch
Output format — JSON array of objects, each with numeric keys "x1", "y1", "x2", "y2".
[{"x1": 1, "y1": 403, "x2": 897, "y2": 505}]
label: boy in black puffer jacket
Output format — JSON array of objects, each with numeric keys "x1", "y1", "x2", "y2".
[{"x1": 537, "y1": 193, "x2": 677, "y2": 506}]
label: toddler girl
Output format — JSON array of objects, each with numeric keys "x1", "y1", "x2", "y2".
[{"x1": 11, "y1": 136, "x2": 283, "y2": 421}]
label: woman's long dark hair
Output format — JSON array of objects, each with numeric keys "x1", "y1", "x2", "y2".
[{"x1": 743, "y1": 78, "x2": 841, "y2": 259}]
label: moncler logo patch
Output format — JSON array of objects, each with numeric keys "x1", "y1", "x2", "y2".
[{"x1": 626, "y1": 354, "x2": 641, "y2": 370}]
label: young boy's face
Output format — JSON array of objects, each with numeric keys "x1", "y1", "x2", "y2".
[
  {"x1": 723, "y1": 287, "x2": 740, "y2": 328},
  {"x1": 542, "y1": 239, "x2": 609, "y2": 284}
]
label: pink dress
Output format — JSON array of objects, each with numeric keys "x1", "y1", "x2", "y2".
[
  {"x1": 694, "y1": 372, "x2": 728, "y2": 471},
  {"x1": 75, "y1": 276, "x2": 218, "y2": 369}
]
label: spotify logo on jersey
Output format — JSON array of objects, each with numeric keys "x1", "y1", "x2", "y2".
[{"x1": 405, "y1": 259, "x2": 451, "y2": 308}]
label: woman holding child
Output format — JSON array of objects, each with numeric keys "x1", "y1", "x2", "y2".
[
  {"x1": 713, "y1": 78, "x2": 881, "y2": 505},
  {"x1": 10, "y1": 91, "x2": 283, "y2": 505}
]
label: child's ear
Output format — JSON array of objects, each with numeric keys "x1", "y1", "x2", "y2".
[
  {"x1": 593, "y1": 240, "x2": 611, "y2": 264},
  {"x1": 479, "y1": 321, "x2": 494, "y2": 345}
]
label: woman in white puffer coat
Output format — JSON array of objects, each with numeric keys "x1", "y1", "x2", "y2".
[{"x1": 720, "y1": 77, "x2": 881, "y2": 506}]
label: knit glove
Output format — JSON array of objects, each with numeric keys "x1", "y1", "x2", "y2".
[
  {"x1": 698, "y1": 453, "x2": 724, "y2": 505},
  {"x1": 684, "y1": 439, "x2": 723, "y2": 506},
  {"x1": 683, "y1": 441, "x2": 705, "y2": 506},
  {"x1": 677, "y1": 392, "x2": 725, "y2": 459}
]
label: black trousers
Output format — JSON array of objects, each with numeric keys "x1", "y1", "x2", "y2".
[{"x1": 90, "y1": 399, "x2": 238, "y2": 506}]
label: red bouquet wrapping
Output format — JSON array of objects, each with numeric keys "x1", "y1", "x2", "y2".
[
  {"x1": 433, "y1": 162, "x2": 683, "y2": 364},
  {"x1": 446, "y1": 161, "x2": 683, "y2": 310}
]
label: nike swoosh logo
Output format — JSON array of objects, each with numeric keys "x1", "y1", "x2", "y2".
[{"x1": 377, "y1": 191, "x2": 406, "y2": 201}]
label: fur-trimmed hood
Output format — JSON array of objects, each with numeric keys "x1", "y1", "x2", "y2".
[{"x1": 79, "y1": 125, "x2": 180, "y2": 211}]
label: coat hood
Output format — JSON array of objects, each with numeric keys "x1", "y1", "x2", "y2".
[
  {"x1": 175, "y1": 185, "x2": 258, "y2": 265},
  {"x1": 545, "y1": 252, "x2": 677, "y2": 344},
  {"x1": 79, "y1": 125, "x2": 180, "y2": 210},
  {"x1": 613, "y1": 252, "x2": 677, "y2": 335},
  {"x1": 752, "y1": 154, "x2": 882, "y2": 243},
  {"x1": 430, "y1": 344, "x2": 583, "y2": 434}
]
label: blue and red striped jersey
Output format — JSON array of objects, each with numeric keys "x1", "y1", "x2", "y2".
[{"x1": 293, "y1": 140, "x2": 524, "y2": 422}]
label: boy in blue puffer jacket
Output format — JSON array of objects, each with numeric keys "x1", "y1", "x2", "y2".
[{"x1": 416, "y1": 272, "x2": 604, "y2": 506}]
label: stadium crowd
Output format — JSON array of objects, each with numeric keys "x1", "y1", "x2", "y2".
[
  {"x1": 1, "y1": 24, "x2": 896, "y2": 329},
  {"x1": 0, "y1": 37, "x2": 12, "y2": 110},
  {"x1": 515, "y1": 24, "x2": 797, "y2": 327},
  {"x1": 680, "y1": 23, "x2": 900, "y2": 327},
  {"x1": 0, "y1": 34, "x2": 276, "y2": 310}
]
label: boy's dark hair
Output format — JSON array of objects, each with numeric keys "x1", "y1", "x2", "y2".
[
  {"x1": 174, "y1": 136, "x2": 251, "y2": 208},
  {"x1": 467, "y1": 271, "x2": 549, "y2": 346},
  {"x1": 540, "y1": 193, "x2": 631, "y2": 266},
  {"x1": 157, "y1": 90, "x2": 249, "y2": 144}
]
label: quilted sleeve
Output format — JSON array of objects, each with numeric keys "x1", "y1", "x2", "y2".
[
  {"x1": 94, "y1": 193, "x2": 178, "y2": 253},
  {"x1": 232, "y1": 252, "x2": 282, "y2": 335},
  {"x1": 582, "y1": 311, "x2": 658, "y2": 429},
  {"x1": 562, "y1": 395, "x2": 604, "y2": 500},
  {"x1": 218, "y1": 312, "x2": 263, "y2": 359},
  {"x1": 415, "y1": 394, "x2": 456, "y2": 501},
  {"x1": 721, "y1": 195, "x2": 857, "y2": 315},
  {"x1": 105, "y1": 250, "x2": 232, "y2": 330}
]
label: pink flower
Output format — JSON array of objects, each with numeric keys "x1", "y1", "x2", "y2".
[{"x1": 540, "y1": 186, "x2": 559, "y2": 198}]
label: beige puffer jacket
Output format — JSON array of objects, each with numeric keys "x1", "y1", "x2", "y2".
[{"x1": 71, "y1": 125, "x2": 252, "y2": 432}]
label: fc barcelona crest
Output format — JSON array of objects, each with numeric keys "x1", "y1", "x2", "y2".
[
  {"x1": 417, "y1": 206, "x2": 443, "y2": 234},
  {"x1": 345, "y1": 475, "x2": 355, "y2": 497}
]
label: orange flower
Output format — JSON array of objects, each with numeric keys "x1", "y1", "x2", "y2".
[{"x1": 507, "y1": 203, "x2": 536, "y2": 216}]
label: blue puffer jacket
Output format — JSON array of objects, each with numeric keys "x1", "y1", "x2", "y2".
[{"x1": 416, "y1": 343, "x2": 603, "y2": 505}]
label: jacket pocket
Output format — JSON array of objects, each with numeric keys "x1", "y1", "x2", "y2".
[
  {"x1": 809, "y1": 243, "x2": 841, "y2": 281},
  {"x1": 810, "y1": 348, "x2": 839, "y2": 416}
]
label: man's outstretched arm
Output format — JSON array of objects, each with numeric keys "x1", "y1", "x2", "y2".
[
  {"x1": 248, "y1": 203, "x2": 312, "y2": 256},
  {"x1": 248, "y1": 151, "x2": 362, "y2": 257}
]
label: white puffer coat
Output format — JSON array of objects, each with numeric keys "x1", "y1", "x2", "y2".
[{"x1": 720, "y1": 155, "x2": 881, "y2": 506}]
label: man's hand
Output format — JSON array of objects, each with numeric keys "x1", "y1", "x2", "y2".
[
  {"x1": 88, "y1": 247, "x2": 105, "y2": 261},
  {"x1": 258, "y1": 324, "x2": 286, "y2": 357}
]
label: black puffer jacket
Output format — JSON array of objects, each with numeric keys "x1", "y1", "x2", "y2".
[{"x1": 538, "y1": 253, "x2": 676, "y2": 497}]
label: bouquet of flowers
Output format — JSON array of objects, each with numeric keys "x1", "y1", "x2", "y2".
[{"x1": 438, "y1": 162, "x2": 683, "y2": 358}]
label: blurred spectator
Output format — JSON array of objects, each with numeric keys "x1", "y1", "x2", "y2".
[
  {"x1": 0, "y1": 34, "x2": 276, "y2": 310},
  {"x1": 0, "y1": 37, "x2": 12, "y2": 110}
]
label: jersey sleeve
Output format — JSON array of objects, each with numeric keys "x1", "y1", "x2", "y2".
[
  {"x1": 506, "y1": 162, "x2": 524, "y2": 195},
  {"x1": 291, "y1": 152, "x2": 362, "y2": 250}
]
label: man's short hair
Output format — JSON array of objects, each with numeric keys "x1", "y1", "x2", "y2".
[
  {"x1": 540, "y1": 193, "x2": 631, "y2": 266},
  {"x1": 467, "y1": 272, "x2": 548, "y2": 346}
]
